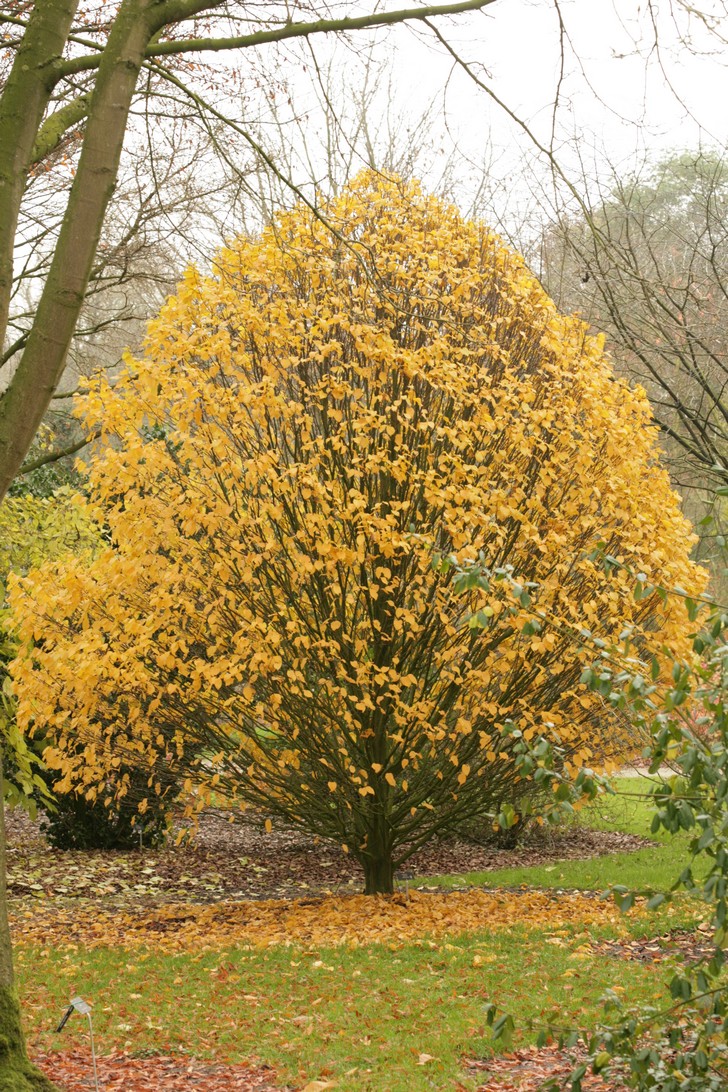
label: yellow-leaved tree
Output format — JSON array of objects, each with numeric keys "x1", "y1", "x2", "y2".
[
  {"x1": 0, "y1": 488, "x2": 99, "y2": 812},
  {"x1": 10, "y1": 175, "x2": 704, "y2": 893}
]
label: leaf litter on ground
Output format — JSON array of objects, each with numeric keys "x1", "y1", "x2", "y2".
[
  {"x1": 9, "y1": 804, "x2": 674, "y2": 1092},
  {"x1": 35, "y1": 1044, "x2": 631, "y2": 1091},
  {"x1": 13, "y1": 887, "x2": 644, "y2": 953},
  {"x1": 6, "y1": 806, "x2": 652, "y2": 907},
  {"x1": 33, "y1": 1049, "x2": 289, "y2": 1091}
]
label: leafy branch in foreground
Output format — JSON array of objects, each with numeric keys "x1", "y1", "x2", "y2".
[{"x1": 480, "y1": 548, "x2": 728, "y2": 1090}]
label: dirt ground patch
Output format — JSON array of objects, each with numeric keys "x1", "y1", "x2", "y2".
[
  {"x1": 33, "y1": 1050, "x2": 289, "y2": 1092},
  {"x1": 6, "y1": 807, "x2": 653, "y2": 907}
]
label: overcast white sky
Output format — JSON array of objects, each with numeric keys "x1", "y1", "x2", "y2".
[
  {"x1": 395, "y1": 0, "x2": 728, "y2": 158},
  {"x1": 276, "y1": 0, "x2": 728, "y2": 226},
  {"x1": 115, "y1": 0, "x2": 728, "y2": 263}
]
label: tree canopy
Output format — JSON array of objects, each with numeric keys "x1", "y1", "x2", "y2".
[{"x1": 11, "y1": 174, "x2": 704, "y2": 893}]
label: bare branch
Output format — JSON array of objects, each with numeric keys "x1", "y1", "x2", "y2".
[
  {"x1": 55, "y1": 0, "x2": 495, "y2": 76},
  {"x1": 17, "y1": 428, "x2": 98, "y2": 475}
]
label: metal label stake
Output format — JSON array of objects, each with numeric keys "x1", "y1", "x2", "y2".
[
  {"x1": 56, "y1": 996, "x2": 99, "y2": 1092},
  {"x1": 395, "y1": 868, "x2": 415, "y2": 900}
]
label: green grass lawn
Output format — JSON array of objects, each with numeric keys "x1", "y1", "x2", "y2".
[
  {"x1": 425, "y1": 841, "x2": 694, "y2": 895},
  {"x1": 21, "y1": 921, "x2": 681, "y2": 1092},
  {"x1": 426, "y1": 775, "x2": 706, "y2": 895}
]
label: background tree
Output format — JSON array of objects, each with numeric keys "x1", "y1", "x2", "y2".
[
  {"x1": 538, "y1": 151, "x2": 728, "y2": 590},
  {"x1": 12, "y1": 175, "x2": 704, "y2": 895}
]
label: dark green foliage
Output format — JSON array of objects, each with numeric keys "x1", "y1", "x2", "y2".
[
  {"x1": 7, "y1": 458, "x2": 83, "y2": 501},
  {"x1": 550, "y1": 563, "x2": 728, "y2": 1089},
  {"x1": 41, "y1": 768, "x2": 174, "y2": 851}
]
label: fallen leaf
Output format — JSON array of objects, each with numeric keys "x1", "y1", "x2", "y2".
[
  {"x1": 11, "y1": 888, "x2": 642, "y2": 954},
  {"x1": 33, "y1": 1050, "x2": 284, "y2": 1092}
]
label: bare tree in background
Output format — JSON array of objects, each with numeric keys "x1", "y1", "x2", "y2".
[
  {"x1": 537, "y1": 151, "x2": 728, "y2": 586},
  {"x1": 220, "y1": 39, "x2": 508, "y2": 230}
]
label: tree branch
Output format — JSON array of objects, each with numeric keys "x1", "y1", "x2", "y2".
[
  {"x1": 17, "y1": 429, "x2": 99, "y2": 475},
  {"x1": 56, "y1": 0, "x2": 495, "y2": 75},
  {"x1": 30, "y1": 92, "x2": 91, "y2": 165},
  {"x1": 149, "y1": 0, "x2": 495, "y2": 55}
]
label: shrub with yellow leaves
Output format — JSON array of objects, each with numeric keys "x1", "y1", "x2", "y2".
[
  {"x1": 10, "y1": 174, "x2": 704, "y2": 893},
  {"x1": 0, "y1": 487, "x2": 100, "y2": 813}
]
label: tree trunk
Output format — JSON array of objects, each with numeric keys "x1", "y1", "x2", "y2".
[
  {"x1": 0, "y1": 760, "x2": 57, "y2": 1091},
  {"x1": 0, "y1": 0, "x2": 79, "y2": 359},
  {"x1": 0, "y1": 991, "x2": 56, "y2": 1092},
  {"x1": 362, "y1": 850, "x2": 395, "y2": 895},
  {"x1": 359, "y1": 784, "x2": 396, "y2": 893},
  {"x1": 0, "y1": 0, "x2": 160, "y2": 498}
]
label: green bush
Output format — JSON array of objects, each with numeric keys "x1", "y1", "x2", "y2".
[{"x1": 41, "y1": 771, "x2": 173, "y2": 850}]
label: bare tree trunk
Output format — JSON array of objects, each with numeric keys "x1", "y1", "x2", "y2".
[
  {"x1": 361, "y1": 812, "x2": 395, "y2": 895},
  {"x1": 0, "y1": 756, "x2": 57, "y2": 1090},
  {"x1": 0, "y1": 0, "x2": 80, "y2": 352},
  {"x1": 0, "y1": 0, "x2": 160, "y2": 498},
  {"x1": 362, "y1": 854, "x2": 395, "y2": 896}
]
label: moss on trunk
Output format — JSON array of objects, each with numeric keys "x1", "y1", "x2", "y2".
[{"x1": 0, "y1": 985, "x2": 58, "y2": 1090}]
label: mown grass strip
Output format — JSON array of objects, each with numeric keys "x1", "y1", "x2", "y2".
[
  {"x1": 21, "y1": 926, "x2": 678, "y2": 1092},
  {"x1": 427, "y1": 776, "x2": 704, "y2": 895},
  {"x1": 424, "y1": 843, "x2": 695, "y2": 894}
]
